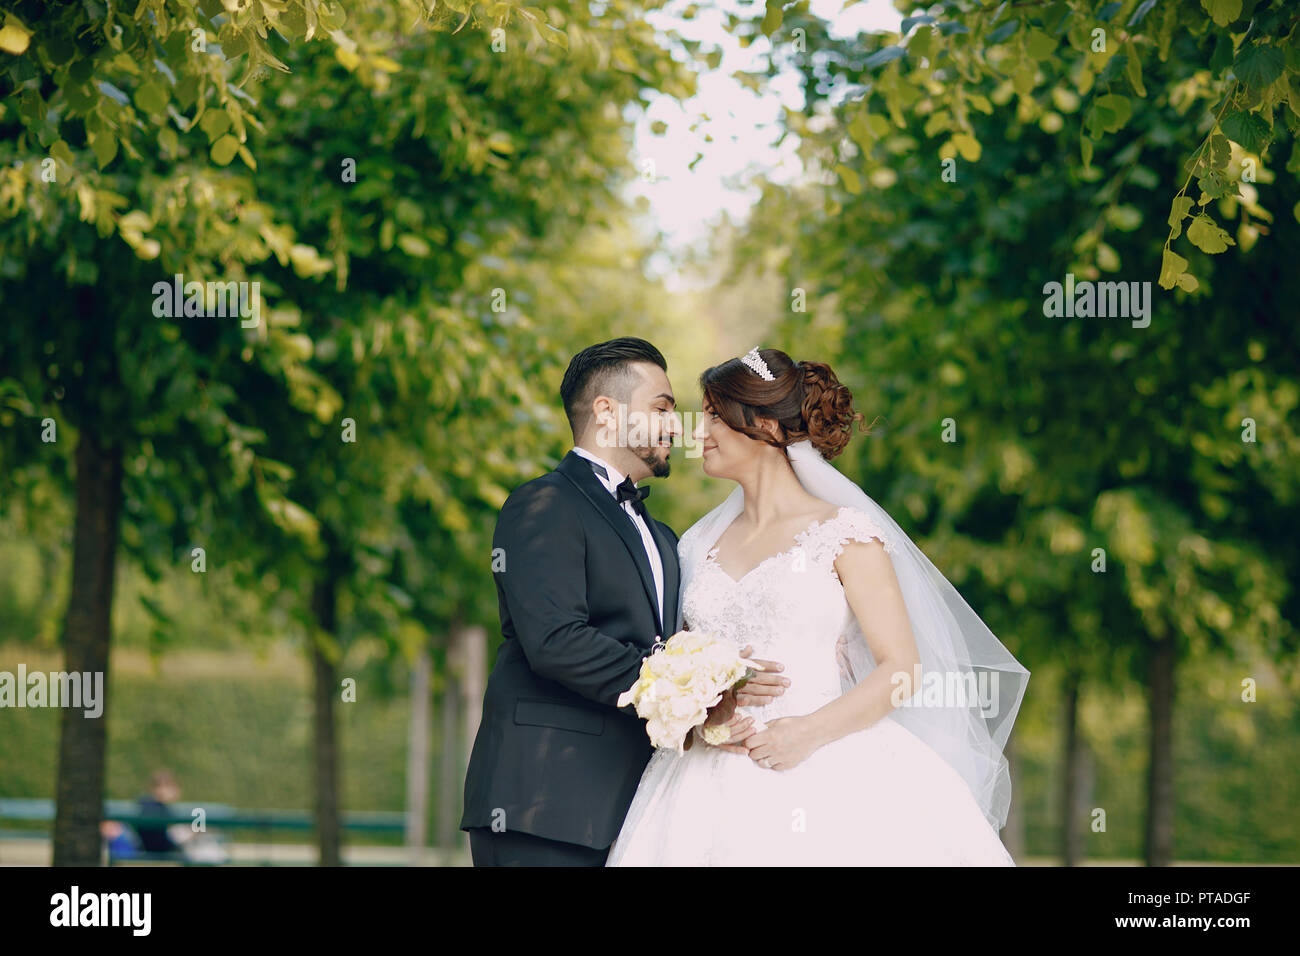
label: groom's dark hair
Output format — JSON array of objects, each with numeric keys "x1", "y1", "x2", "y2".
[{"x1": 561, "y1": 337, "x2": 667, "y2": 438}]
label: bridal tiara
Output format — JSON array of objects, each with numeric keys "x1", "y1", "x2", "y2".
[{"x1": 740, "y1": 346, "x2": 775, "y2": 381}]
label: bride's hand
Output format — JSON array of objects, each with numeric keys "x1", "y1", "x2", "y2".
[
  {"x1": 745, "y1": 716, "x2": 822, "y2": 771},
  {"x1": 698, "y1": 688, "x2": 758, "y2": 755},
  {"x1": 733, "y1": 645, "x2": 790, "y2": 708}
]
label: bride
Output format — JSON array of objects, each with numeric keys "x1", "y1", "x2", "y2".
[{"x1": 606, "y1": 347, "x2": 1030, "y2": 866}]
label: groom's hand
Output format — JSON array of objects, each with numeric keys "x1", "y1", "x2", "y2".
[{"x1": 733, "y1": 645, "x2": 790, "y2": 708}]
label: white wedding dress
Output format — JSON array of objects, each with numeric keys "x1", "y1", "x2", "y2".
[{"x1": 606, "y1": 505, "x2": 1016, "y2": 866}]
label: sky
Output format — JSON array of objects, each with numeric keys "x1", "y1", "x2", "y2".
[{"x1": 628, "y1": 0, "x2": 905, "y2": 282}]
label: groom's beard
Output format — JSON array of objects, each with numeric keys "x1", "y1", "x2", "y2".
[{"x1": 634, "y1": 444, "x2": 671, "y2": 478}]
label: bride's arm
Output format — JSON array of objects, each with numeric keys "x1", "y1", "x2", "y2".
[{"x1": 804, "y1": 540, "x2": 921, "y2": 748}]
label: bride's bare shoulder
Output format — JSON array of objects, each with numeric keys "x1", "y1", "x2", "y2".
[{"x1": 804, "y1": 497, "x2": 847, "y2": 525}]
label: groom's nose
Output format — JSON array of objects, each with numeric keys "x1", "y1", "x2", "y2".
[{"x1": 663, "y1": 410, "x2": 683, "y2": 438}]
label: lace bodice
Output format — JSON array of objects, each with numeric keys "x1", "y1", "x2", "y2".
[{"x1": 679, "y1": 506, "x2": 896, "y2": 722}]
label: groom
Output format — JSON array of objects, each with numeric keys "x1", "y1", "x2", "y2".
[{"x1": 460, "y1": 337, "x2": 788, "y2": 866}]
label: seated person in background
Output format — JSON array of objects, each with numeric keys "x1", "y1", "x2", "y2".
[
  {"x1": 132, "y1": 768, "x2": 230, "y2": 863},
  {"x1": 135, "y1": 769, "x2": 184, "y2": 853}
]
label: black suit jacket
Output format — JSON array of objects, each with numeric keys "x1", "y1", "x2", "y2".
[{"x1": 459, "y1": 450, "x2": 681, "y2": 849}]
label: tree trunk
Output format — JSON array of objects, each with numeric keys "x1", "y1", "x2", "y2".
[
  {"x1": 1061, "y1": 667, "x2": 1084, "y2": 866},
  {"x1": 51, "y1": 431, "x2": 123, "y2": 866},
  {"x1": 436, "y1": 633, "x2": 461, "y2": 850},
  {"x1": 461, "y1": 625, "x2": 486, "y2": 781},
  {"x1": 436, "y1": 624, "x2": 485, "y2": 860},
  {"x1": 1143, "y1": 635, "x2": 1176, "y2": 866},
  {"x1": 405, "y1": 636, "x2": 432, "y2": 863},
  {"x1": 310, "y1": 572, "x2": 341, "y2": 867}
]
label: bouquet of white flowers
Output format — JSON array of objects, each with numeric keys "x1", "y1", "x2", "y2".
[{"x1": 617, "y1": 629, "x2": 765, "y2": 753}]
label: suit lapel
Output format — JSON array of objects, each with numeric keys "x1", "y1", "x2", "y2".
[
  {"x1": 556, "y1": 451, "x2": 665, "y2": 636},
  {"x1": 647, "y1": 518, "x2": 679, "y2": 637}
]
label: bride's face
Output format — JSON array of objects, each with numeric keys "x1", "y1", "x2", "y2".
[{"x1": 694, "y1": 398, "x2": 770, "y2": 478}]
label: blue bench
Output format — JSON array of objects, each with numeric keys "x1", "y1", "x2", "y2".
[{"x1": 0, "y1": 798, "x2": 408, "y2": 865}]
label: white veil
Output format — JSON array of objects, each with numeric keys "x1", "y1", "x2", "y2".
[{"x1": 678, "y1": 439, "x2": 1030, "y2": 832}]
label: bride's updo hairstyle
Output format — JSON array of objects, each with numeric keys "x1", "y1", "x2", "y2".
[{"x1": 699, "y1": 348, "x2": 870, "y2": 460}]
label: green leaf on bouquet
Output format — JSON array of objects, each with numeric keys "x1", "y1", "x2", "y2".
[{"x1": 761, "y1": 0, "x2": 783, "y2": 37}]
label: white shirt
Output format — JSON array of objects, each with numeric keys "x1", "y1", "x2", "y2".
[{"x1": 571, "y1": 445, "x2": 666, "y2": 633}]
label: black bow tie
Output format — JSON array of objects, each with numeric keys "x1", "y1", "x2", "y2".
[
  {"x1": 583, "y1": 457, "x2": 650, "y2": 519},
  {"x1": 615, "y1": 476, "x2": 650, "y2": 518}
]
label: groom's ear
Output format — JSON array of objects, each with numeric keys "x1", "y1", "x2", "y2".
[{"x1": 591, "y1": 394, "x2": 616, "y2": 429}]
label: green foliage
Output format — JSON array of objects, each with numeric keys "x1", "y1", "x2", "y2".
[
  {"x1": 0, "y1": 0, "x2": 622, "y2": 258},
  {"x1": 0, "y1": 0, "x2": 697, "y2": 662},
  {"x1": 741, "y1": 0, "x2": 1299, "y2": 292}
]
